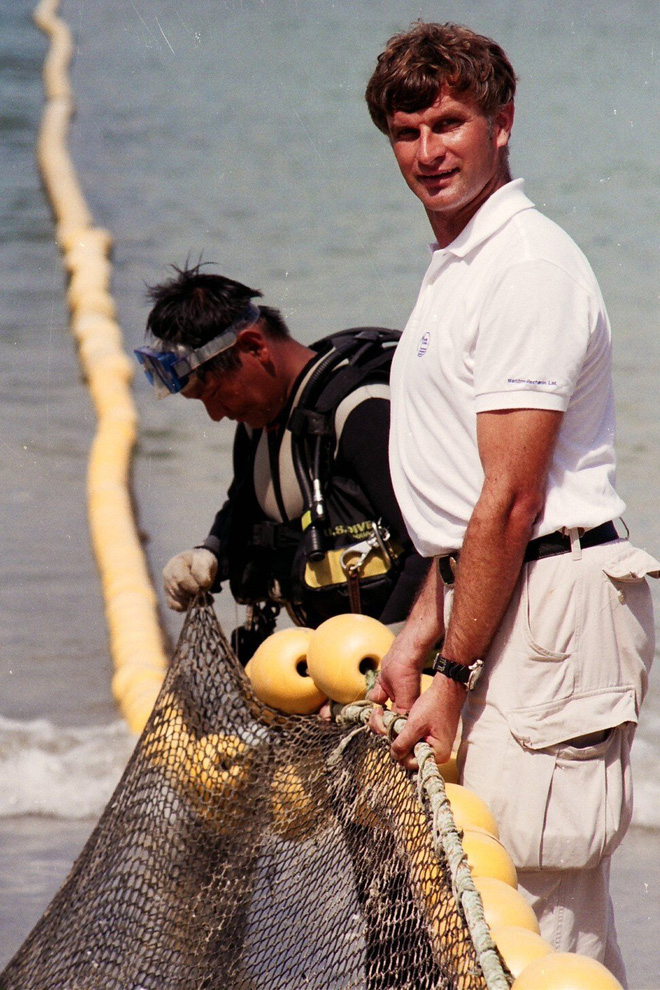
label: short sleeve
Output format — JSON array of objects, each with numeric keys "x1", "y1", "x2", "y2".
[{"x1": 474, "y1": 260, "x2": 592, "y2": 413}]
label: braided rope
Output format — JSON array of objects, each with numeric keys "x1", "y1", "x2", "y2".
[{"x1": 336, "y1": 700, "x2": 511, "y2": 990}]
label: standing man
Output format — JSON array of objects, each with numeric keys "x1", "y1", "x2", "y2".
[
  {"x1": 364, "y1": 22, "x2": 658, "y2": 982},
  {"x1": 137, "y1": 265, "x2": 428, "y2": 653}
]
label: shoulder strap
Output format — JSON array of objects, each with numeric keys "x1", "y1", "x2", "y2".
[
  {"x1": 286, "y1": 327, "x2": 400, "y2": 563},
  {"x1": 290, "y1": 326, "x2": 400, "y2": 435}
]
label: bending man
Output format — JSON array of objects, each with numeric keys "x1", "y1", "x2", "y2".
[{"x1": 137, "y1": 264, "x2": 428, "y2": 655}]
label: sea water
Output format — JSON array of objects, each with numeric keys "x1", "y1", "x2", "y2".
[{"x1": 1, "y1": 0, "x2": 658, "y2": 982}]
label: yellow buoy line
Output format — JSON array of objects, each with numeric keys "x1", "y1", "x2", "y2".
[{"x1": 34, "y1": 0, "x2": 167, "y2": 734}]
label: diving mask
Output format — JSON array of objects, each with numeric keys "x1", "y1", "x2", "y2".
[{"x1": 135, "y1": 301, "x2": 260, "y2": 398}]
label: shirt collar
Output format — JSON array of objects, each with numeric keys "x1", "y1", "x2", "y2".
[{"x1": 429, "y1": 179, "x2": 535, "y2": 259}]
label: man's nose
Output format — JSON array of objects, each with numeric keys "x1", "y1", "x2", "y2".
[
  {"x1": 417, "y1": 128, "x2": 445, "y2": 166},
  {"x1": 202, "y1": 394, "x2": 226, "y2": 421}
]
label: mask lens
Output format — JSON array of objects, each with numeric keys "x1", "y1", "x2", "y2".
[{"x1": 134, "y1": 348, "x2": 190, "y2": 397}]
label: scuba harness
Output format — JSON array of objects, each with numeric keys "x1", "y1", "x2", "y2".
[
  {"x1": 288, "y1": 326, "x2": 402, "y2": 588},
  {"x1": 214, "y1": 327, "x2": 404, "y2": 653}
]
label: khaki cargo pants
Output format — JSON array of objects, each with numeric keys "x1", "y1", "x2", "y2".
[{"x1": 455, "y1": 537, "x2": 658, "y2": 986}]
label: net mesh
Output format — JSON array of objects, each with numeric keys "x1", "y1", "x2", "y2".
[{"x1": 1, "y1": 596, "x2": 510, "y2": 990}]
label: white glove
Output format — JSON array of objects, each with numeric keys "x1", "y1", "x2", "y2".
[{"x1": 163, "y1": 548, "x2": 218, "y2": 612}]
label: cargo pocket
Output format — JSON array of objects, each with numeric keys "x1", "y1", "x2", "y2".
[
  {"x1": 601, "y1": 545, "x2": 660, "y2": 584},
  {"x1": 460, "y1": 706, "x2": 558, "y2": 872},
  {"x1": 601, "y1": 545, "x2": 659, "y2": 685},
  {"x1": 516, "y1": 557, "x2": 579, "y2": 708},
  {"x1": 540, "y1": 724, "x2": 633, "y2": 871}
]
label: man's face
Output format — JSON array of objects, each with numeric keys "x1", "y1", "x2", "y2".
[
  {"x1": 182, "y1": 349, "x2": 283, "y2": 430},
  {"x1": 387, "y1": 88, "x2": 514, "y2": 244}
]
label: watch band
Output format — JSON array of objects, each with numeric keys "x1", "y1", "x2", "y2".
[{"x1": 432, "y1": 654, "x2": 484, "y2": 691}]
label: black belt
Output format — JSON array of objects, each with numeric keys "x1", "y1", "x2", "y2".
[
  {"x1": 437, "y1": 520, "x2": 618, "y2": 586},
  {"x1": 524, "y1": 520, "x2": 618, "y2": 563}
]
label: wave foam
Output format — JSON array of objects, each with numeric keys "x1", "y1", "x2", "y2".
[
  {"x1": 1, "y1": 714, "x2": 658, "y2": 828},
  {"x1": 0, "y1": 716, "x2": 136, "y2": 819}
]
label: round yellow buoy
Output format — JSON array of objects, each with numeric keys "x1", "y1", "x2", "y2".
[
  {"x1": 511, "y1": 952, "x2": 623, "y2": 989},
  {"x1": 490, "y1": 926, "x2": 555, "y2": 979},
  {"x1": 142, "y1": 698, "x2": 252, "y2": 816},
  {"x1": 473, "y1": 877, "x2": 540, "y2": 933},
  {"x1": 142, "y1": 698, "x2": 194, "y2": 765},
  {"x1": 306, "y1": 613, "x2": 394, "y2": 704},
  {"x1": 436, "y1": 752, "x2": 460, "y2": 783},
  {"x1": 187, "y1": 732, "x2": 251, "y2": 803},
  {"x1": 58, "y1": 225, "x2": 113, "y2": 255},
  {"x1": 246, "y1": 627, "x2": 327, "y2": 714},
  {"x1": 70, "y1": 287, "x2": 116, "y2": 318},
  {"x1": 461, "y1": 828, "x2": 518, "y2": 887},
  {"x1": 444, "y1": 783, "x2": 499, "y2": 838},
  {"x1": 270, "y1": 762, "x2": 325, "y2": 840}
]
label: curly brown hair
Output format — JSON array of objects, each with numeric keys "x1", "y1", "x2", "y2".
[{"x1": 365, "y1": 22, "x2": 517, "y2": 135}]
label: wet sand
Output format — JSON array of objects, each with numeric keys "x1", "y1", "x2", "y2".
[{"x1": 1, "y1": 818, "x2": 658, "y2": 988}]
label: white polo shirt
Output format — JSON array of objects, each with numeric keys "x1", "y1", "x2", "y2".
[{"x1": 389, "y1": 179, "x2": 626, "y2": 557}]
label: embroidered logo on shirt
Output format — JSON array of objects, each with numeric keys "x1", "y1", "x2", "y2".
[
  {"x1": 417, "y1": 332, "x2": 430, "y2": 357},
  {"x1": 507, "y1": 377, "x2": 559, "y2": 387}
]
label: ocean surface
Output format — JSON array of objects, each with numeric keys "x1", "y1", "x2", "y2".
[{"x1": 1, "y1": 0, "x2": 658, "y2": 984}]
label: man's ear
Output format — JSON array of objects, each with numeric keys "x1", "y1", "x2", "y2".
[
  {"x1": 494, "y1": 101, "x2": 515, "y2": 149},
  {"x1": 235, "y1": 324, "x2": 270, "y2": 363}
]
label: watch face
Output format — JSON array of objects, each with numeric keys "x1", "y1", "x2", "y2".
[{"x1": 466, "y1": 659, "x2": 484, "y2": 691}]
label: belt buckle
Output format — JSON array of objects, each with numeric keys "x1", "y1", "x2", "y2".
[{"x1": 437, "y1": 553, "x2": 458, "y2": 587}]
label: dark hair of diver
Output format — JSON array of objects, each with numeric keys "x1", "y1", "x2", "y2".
[{"x1": 145, "y1": 262, "x2": 290, "y2": 375}]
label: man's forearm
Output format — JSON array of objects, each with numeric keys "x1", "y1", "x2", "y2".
[
  {"x1": 398, "y1": 558, "x2": 446, "y2": 659},
  {"x1": 442, "y1": 485, "x2": 539, "y2": 664}
]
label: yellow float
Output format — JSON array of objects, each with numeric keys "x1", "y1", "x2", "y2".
[
  {"x1": 59, "y1": 225, "x2": 113, "y2": 256},
  {"x1": 435, "y1": 753, "x2": 460, "y2": 783},
  {"x1": 143, "y1": 698, "x2": 252, "y2": 819},
  {"x1": 141, "y1": 696, "x2": 193, "y2": 765},
  {"x1": 306, "y1": 613, "x2": 394, "y2": 704},
  {"x1": 270, "y1": 762, "x2": 327, "y2": 840},
  {"x1": 490, "y1": 926, "x2": 555, "y2": 979},
  {"x1": 511, "y1": 952, "x2": 623, "y2": 989},
  {"x1": 444, "y1": 783, "x2": 499, "y2": 838},
  {"x1": 34, "y1": 0, "x2": 168, "y2": 739},
  {"x1": 460, "y1": 827, "x2": 518, "y2": 887},
  {"x1": 246, "y1": 627, "x2": 327, "y2": 714},
  {"x1": 472, "y1": 876, "x2": 540, "y2": 933},
  {"x1": 186, "y1": 732, "x2": 252, "y2": 814}
]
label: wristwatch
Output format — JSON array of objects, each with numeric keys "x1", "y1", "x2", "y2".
[{"x1": 432, "y1": 654, "x2": 484, "y2": 691}]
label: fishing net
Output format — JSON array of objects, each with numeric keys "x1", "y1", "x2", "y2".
[{"x1": 1, "y1": 595, "x2": 510, "y2": 990}]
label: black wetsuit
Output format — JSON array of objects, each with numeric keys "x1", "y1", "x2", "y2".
[{"x1": 202, "y1": 347, "x2": 429, "y2": 628}]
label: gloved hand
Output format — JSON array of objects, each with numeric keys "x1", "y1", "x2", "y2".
[{"x1": 163, "y1": 548, "x2": 218, "y2": 611}]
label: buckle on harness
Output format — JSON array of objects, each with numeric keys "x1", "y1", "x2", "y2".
[
  {"x1": 340, "y1": 522, "x2": 394, "y2": 614},
  {"x1": 340, "y1": 522, "x2": 393, "y2": 576}
]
